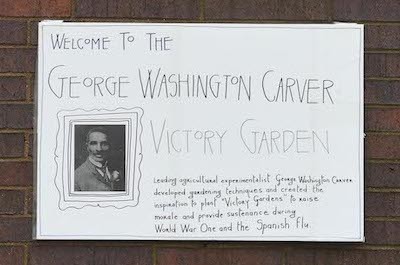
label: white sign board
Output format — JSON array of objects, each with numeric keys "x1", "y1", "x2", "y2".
[{"x1": 35, "y1": 22, "x2": 364, "y2": 241}]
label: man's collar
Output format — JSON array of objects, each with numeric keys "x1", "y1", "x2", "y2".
[{"x1": 88, "y1": 156, "x2": 107, "y2": 168}]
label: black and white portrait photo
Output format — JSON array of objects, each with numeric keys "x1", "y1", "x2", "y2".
[{"x1": 74, "y1": 124, "x2": 126, "y2": 192}]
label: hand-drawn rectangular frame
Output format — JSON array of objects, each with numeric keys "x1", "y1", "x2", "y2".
[{"x1": 54, "y1": 108, "x2": 143, "y2": 210}]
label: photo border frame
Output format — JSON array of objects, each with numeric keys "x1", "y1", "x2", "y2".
[{"x1": 54, "y1": 107, "x2": 144, "y2": 210}]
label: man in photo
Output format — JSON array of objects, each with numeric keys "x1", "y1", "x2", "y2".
[{"x1": 75, "y1": 126, "x2": 124, "y2": 191}]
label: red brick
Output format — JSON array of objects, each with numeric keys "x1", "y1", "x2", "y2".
[
  {"x1": 30, "y1": 245, "x2": 93, "y2": 265},
  {"x1": 205, "y1": 0, "x2": 330, "y2": 20},
  {"x1": 0, "y1": 21, "x2": 27, "y2": 45},
  {"x1": 366, "y1": 25, "x2": 400, "y2": 49},
  {"x1": 0, "y1": 104, "x2": 33, "y2": 129},
  {"x1": 0, "y1": 190, "x2": 25, "y2": 215},
  {"x1": 287, "y1": 248, "x2": 400, "y2": 265},
  {"x1": 366, "y1": 193, "x2": 400, "y2": 217},
  {"x1": 0, "y1": 246, "x2": 24, "y2": 265},
  {"x1": 366, "y1": 54, "x2": 400, "y2": 78},
  {"x1": 0, "y1": 0, "x2": 70, "y2": 17},
  {"x1": 0, "y1": 48, "x2": 36, "y2": 73},
  {"x1": 366, "y1": 134, "x2": 400, "y2": 159},
  {"x1": 75, "y1": 0, "x2": 199, "y2": 19},
  {"x1": 0, "y1": 134, "x2": 25, "y2": 158},
  {"x1": 0, "y1": 77, "x2": 27, "y2": 101},
  {"x1": 365, "y1": 221, "x2": 400, "y2": 244},
  {"x1": 94, "y1": 246, "x2": 152, "y2": 265},
  {"x1": 365, "y1": 81, "x2": 400, "y2": 105},
  {"x1": 157, "y1": 248, "x2": 282, "y2": 265},
  {"x1": 333, "y1": 0, "x2": 400, "y2": 21},
  {"x1": 365, "y1": 109, "x2": 400, "y2": 131},
  {"x1": 0, "y1": 161, "x2": 33, "y2": 186},
  {"x1": 0, "y1": 217, "x2": 31, "y2": 241},
  {"x1": 366, "y1": 163, "x2": 400, "y2": 187}
]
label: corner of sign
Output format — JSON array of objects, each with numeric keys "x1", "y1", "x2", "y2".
[
  {"x1": 333, "y1": 21, "x2": 364, "y2": 28},
  {"x1": 39, "y1": 20, "x2": 64, "y2": 26}
]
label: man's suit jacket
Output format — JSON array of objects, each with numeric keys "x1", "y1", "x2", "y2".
[{"x1": 74, "y1": 158, "x2": 124, "y2": 191}]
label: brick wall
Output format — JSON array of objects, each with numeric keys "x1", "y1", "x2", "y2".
[{"x1": 0, "y1": 0, "x2": 399, "y2": 264}]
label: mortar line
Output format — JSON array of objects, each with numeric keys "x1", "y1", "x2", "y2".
[
  {"x1": 367, "y1": 187, "x2": 400, "y2": 193},
  {"x1": 0, "y1": 129, "x2": 32, "y2": 133},
  {"x1": 0, "y1": 186, "x2": 33, "y2": 190},
  {"x1": 26, "y1": 20, "x2": 31, "y2": 46},
  {"x1": 365, "y1": 131, "x2": 400, "y2": 136},
  {"x1": 364, "y1": 22, "x2": 400, "y2": 25},
  {"x1": 23, "y1": 132, "x2": 30, "y2": 158},
  {"x1": 23, "y1": 244, "x2": 28, "y2": 265},
  {"x1": 199, "y1": 0, "x2": 205, "y2": 21},
  {"x1": 366, "y1": 50, "x2": 400, "y2": 54},
  {"x1": 366, "y1": 159, "x2": 400, "y2": 163},
  {"x1": 0, "y1": 158, "x2": 33, "y2": 162},
  {"x1": 24, "y1": 189, "x2": 29, "y2": 215},
  {"x1": 0, "y1": 101, "x2": 33, "y2": 105},
  {"x1": 0, "y1": 242, "x2": 26, "y2": 247},
  {"x1": 366, "y1": 131, "x2": 400, "y2": 135},
  {"x1": 365, "y1": 106, "x2": 400, "y2": 109},
  {"x1": 71, "y1": 0, "x2": 76, "y2": 19},
  {"x1": 0, "y1": 45, "x2": 36, "y2": 49},
  {"x1": 282, "y1": 247, "x2": 287, "y2": 265},
  {"x1": 0, "y1": 16, "x2": 71, "y2": 21},
  {"x1": 0, "y1": 73, "x2": 30, "y2": 77},
  {"x1": 26, "y1": 73, "x2": 33, "y2": 102},
  {"x1": 367, "y1": 216, "x2": 400, "y2": 221},
  {"x1": 367, "y1": 159, "x2": 400, "y2": 163},
  {"x1": 0, "y1": 214, "x2": 32, "y2": 218},
  {"x1": 365, "y1": 105, "x2": 400, "y2": 109},
  {"x1": 152, "y1": 245, "x2": 158, "y2": 265},
  {"x1": 366, "y1": 76, "x2": 400, "y2": 80},
  {"x1": 358, "y1": 245, "x2": 400, "y2": 250}
]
